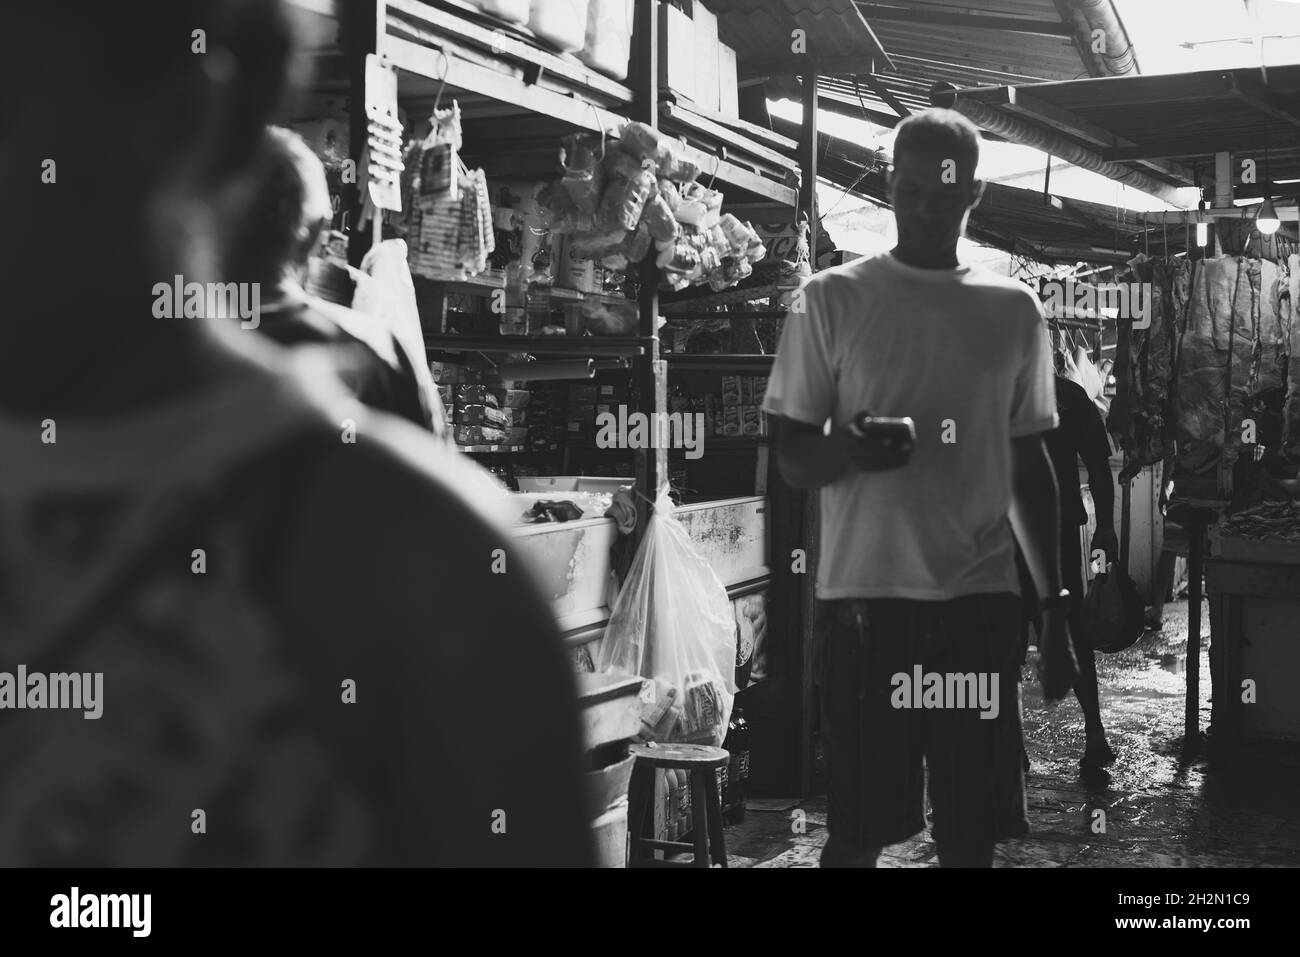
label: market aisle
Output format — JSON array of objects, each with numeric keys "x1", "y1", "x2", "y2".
[{"x1": 724, "y1": 598, "x2": 1300, "y2": 868}]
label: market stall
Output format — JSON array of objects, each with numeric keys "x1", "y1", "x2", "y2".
[
  {"x1": 938, "y1": 65, "x2": 1300, "y2": 750},
  {"x1": 284, "y1": 0, "x2": 827, "y2": 861}
]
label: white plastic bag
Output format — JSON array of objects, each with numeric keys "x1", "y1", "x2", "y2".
[{"x1": 593, "y1": 489, "x2": 737, "y2": 747}]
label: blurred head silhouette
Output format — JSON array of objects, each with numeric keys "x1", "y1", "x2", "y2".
[{"x1": 0, "y1": 1, "x2": 297, "y2": 402}]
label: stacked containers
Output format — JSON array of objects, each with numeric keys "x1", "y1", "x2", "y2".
[
  {"x1": 528, "y1": 0, "x2": 591, "y2": 53},
  {"x1": 472, "y1": 0, "x2": 530, "y2": 24},
  {"x1": 578, "y1": 0, "x2": 634, "y2": 80}
]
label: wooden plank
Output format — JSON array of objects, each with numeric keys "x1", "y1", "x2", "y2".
[
  {"x1": 741, "y1": 54, "x2": 878, "y2": 81},
  {"x1": 671, "y1": 138, "x2": 798, "y2": 206},
  {"x1": 662, "y1": 96, "x2": 800, "y2": 153},
  {"x1": 861, "y1": 73, "x2": 910, "y2": 119},
  {"x1": 384, "y1": 0, "x2": 633, "y2": 103},
  {"x1": 386, "y1": 37, "x2": 629, "y2": 130},
  {"x1": 854, "y1": 3, "x2": 1073, "y2": 37},
  {"x1": 660, "y1": 101, "x2": 797, "y2": 170}
]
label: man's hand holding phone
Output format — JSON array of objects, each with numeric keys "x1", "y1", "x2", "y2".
[{"x1": 835, "y1": 413, "x2": 917, "y2": 472}]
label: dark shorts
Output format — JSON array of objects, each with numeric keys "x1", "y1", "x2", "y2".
[{"x1": 814, "y1": 594, "x2": 1029, "y2": 861}]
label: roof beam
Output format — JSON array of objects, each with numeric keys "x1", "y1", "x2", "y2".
[
  {"x1": 854, "y1": 3, "x2": 1073, "y2": 37},
  {"x1": 1003, "y1": 87, "x2": 1197, "y2": 185},
  {"x1": 741, "y1": 54, "x2": 876, "y2": 81},
  {"x1": 1224, "y1": 74, "x2": 1300, "y2": 132},
  {"x1": 858, "y1": 73, "x2": 910, "y2": 118},
  {"x1": 933, "y1": 86, "x2": 1188, "y2": 204}
]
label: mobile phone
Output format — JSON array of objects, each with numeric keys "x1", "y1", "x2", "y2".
[{"x1": 851, "y1": 413, "x2": 916, "y2": 454}]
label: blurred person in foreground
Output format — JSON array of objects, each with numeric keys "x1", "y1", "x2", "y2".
[
  {"x1": 223, "y1": 124, "x2": 435, "y2": 432},
  {"x1": 0, "y1": 0, "x2": 591, "y2": 866},
  {"x1": 763, "y1": 108, "x2": 1075, "y2": 868}
]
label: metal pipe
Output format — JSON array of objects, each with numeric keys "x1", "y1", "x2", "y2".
[
  {"x1": 1061, "y1": 0, "x2": 1139, "y2": 76},
  {"x1": 931, "y1": 85, "x2": 1185, "y2": 205}
]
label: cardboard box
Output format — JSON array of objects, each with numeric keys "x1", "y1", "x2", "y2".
[
  {"x1": 718, "y1": 42, "x2": 739, "y2": 118},
  {"x1": 740, "y1": 377, "x2": 755, "y2": 405},
  {"x1": 570, "y1": 384, "x2": 598, "y2": 404},
  {"x1": 741, "y1": 404, "x2": 761, "y2": 437},
  {"x1": 502, "y1": 389, "x2": 530, "y2": 409},
  {"x1": 691, "y1": 2, "x2": 720, "y2": 112},
  {"x1": 752, "y1": 375, "x2": 768, "y2": 404},
  {"x1": 597, "y1": 381, "x2": 629, "y2": 403},
  {"x1": 721, "y1": 375, "x2": 742, "y2": 405},
  {"x1": 507, "y1": 427, "x2": 528, "y2": 447},
  {"x1": 659, "y1": 4, "x2": 696, "y2": 102},
  {"x1": 430, "y1": 361, "x2": 469, "y2": 385}
]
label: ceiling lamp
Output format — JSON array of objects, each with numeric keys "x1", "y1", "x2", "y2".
[{"x1": 1256, "y1": 196, "x2": 1281, "y2": 235}]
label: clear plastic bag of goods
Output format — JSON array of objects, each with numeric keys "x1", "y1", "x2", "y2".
[
  {"x1": 579, "y1": 0, "x2": 633, "y2": 80},
  {"x1": 1079, "y1": 563, "x2": 1145, "y2": 653},
  {"x1": 593, "y1": 489, "x2": 738, "y2": 747},
  {"x1": 472, "y1": 0, "x2": 530, "y2": 25},
  {"x1": 528, "y1": 0, "x2": 591, "y2": 53}
]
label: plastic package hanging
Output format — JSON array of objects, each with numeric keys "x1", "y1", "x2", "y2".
[{"x1": 592, "y1": 489, "x2": 738, "y2": 747}]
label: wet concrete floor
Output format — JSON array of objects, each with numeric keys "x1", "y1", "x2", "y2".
[{"x1": 721, "y1": 598, "x2": 1300, "y2": 868}]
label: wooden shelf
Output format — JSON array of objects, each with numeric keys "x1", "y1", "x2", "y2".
[
  {"x1": 425, "y1": 334, "x2": 650, "y2": 356},
  {"x1": 456, "y1": 444, "x2": 525, "y2": 454},
  {"x1": 665, "y1": 353, "x2": 776, "y2": 371}
]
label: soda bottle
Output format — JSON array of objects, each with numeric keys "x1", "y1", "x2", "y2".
[{"x1": 723, "y1": 708, "x2": 749, "y2": 825}]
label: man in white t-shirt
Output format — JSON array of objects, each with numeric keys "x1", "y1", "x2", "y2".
[{"x1": 763, "y1": 109, "x2": 1077, "y2": 867}]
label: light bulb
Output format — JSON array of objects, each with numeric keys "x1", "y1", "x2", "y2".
[
  {"x1": 1257, "y1": 197, "x2": 1281, "y2": 235},
  {"x1": 1196, "y1": 221, "x2": 1208, "y2": 247}
]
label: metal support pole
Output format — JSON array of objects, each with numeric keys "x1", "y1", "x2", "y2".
[
  {"x1": 632, "y1": 0, "x2": 664, "y2": 536},
  {"x1": 801, "y1": 59, "x2": 819, "y2": 269}
]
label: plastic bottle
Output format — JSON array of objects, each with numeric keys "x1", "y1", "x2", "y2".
[{"x1": 723, "y1": 708, "x2": 749, "y2": 825}]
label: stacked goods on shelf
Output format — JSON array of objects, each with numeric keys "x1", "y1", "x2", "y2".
[
  {"x1": 579, "y1": 0, "x2": 634, "y2": 80},
  {"x1": 526, "y1": 385, "x2": 568, "y2": 452},
  {"x1": 538, "y1": 121, "x2": 766, "y2": 304},
  {"x1": 716, "y1": 375, "x2": 768, "y2": 437},
  {"x1": 469, "y1": 0, "x2": 531, "y2": 25},
  {"x1": 528, "y1": 0, "x2": 590, "y2": 52},
  {"x1": 404, "y1": 103, "x2": 495, "y2": 281},
  {"x1": 654, "y1": 2, "x2": 739, "y2": 119},
  {"x1": 568, "y1": 383, "x2": 599, "y2": 444},
  {"x1": 432, "y1": 360, "x2": 530, "y2": 447},
  {"x1": 453, "y1": 385, "x2": 508, "y2": 447}
]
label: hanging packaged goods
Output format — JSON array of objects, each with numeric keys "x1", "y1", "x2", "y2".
[
  {"x1": 538, "y1": 122, "x2": 766, "y2": 293},
  {"x1": 1174, "y1": 256, "x2": 1289, "y2": 477},
  {"x1": 1112, "y1": 255, "x2": 1179, "y2": 482},
  {"x1": 1285, "y1": 254, "x2": 1300, "y2": 463},
  {"x1": 402, "y1": 103, "x2": 496, "y2": 281},
  {"x1": 1110, "y1": 254, "x2": 1298, "y2": 482}
]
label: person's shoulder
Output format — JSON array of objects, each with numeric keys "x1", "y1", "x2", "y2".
[
  {"x1": 963, "y1": 268, "x2": 1043, "y2": 309},
  {"x1": 800, "y1": 253, "x2": 890, "y2": 310},
  {"x1": 1056, "y1": 374, "x2": 1091, "y2": 406}
]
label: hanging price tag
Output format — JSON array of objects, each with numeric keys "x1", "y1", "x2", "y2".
[{"x1": 364, "y1": 54, "x2": 403, "y2": 212}]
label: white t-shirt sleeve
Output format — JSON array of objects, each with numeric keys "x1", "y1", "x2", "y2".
[
  {"x1": 762, "y1": 279, "x2": 835, "y2": 427},
  {"x1": 1010, "y1": 295, "x2": 1059, "y2": 438}
]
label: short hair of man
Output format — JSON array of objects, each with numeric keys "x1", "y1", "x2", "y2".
[{"x1": 893, "y1": 108, "x2": 981, "y2": 180}]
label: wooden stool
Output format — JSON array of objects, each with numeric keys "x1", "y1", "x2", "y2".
[{"x1": 627, "y1": 742, "x2": 729, "y2": 868}]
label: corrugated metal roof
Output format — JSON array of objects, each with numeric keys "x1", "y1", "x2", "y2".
[
  {"x1": 952, "y1": 65, "x2": 1300, "y2": 190},
  {"x1": 707, "y1": 0, "x2": 892, "y2": 72},
  {"x1": 772, "y1": 115, "x2": 1186, "y2": 262},
  {"x1": 798, "y1": 0, "x2": 1113, "y2": 123}
]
